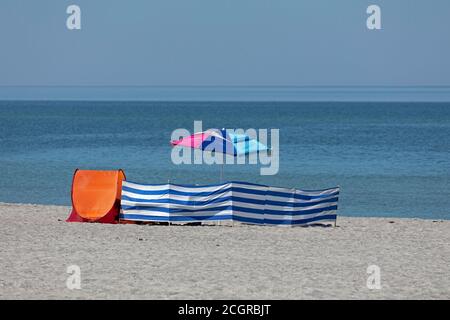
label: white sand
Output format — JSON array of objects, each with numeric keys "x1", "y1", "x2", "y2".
[{"x1": 0, "y1": 202, "x2": 449, "y2": 300}]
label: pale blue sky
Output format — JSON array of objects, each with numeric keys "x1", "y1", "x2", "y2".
[{"x1": 0, "y1": 0, "x2": 449, "y2": 86}]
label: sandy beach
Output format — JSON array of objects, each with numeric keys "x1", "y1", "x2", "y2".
[{"x1": 0, "y1": 202, "x2": 448, "y2": 300}]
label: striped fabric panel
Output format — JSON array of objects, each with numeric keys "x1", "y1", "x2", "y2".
[{"x1": 119, "y1": 181, "x2": 339, "y2": 226}]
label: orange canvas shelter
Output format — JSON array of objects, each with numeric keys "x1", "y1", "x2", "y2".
[{"x1": 67, "y1": 169, "x2": 126, "y2": 223}]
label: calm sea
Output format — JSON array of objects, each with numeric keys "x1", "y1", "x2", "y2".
[{"x1": 0, "y1": 100, "x2": 449, "y2": 219}]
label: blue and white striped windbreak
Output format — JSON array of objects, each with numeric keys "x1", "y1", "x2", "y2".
[{"x1": 120, "y1": 181, "x2": 339, "y2": 226}]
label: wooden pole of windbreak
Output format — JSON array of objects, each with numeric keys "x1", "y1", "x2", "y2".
[
  {"x1": 168, "y1": 179, "x2": 171, "y2": 226},
  {"x1": 217, "y1": 162, "x2": 224, "y2": 227},
  {"x1": 334, "y1": 185, "x2": 340, "y2": 228}
]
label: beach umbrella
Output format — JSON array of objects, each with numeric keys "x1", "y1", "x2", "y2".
[{"x1": 171, "y1": 128, "x2": 270, "y2": 181}]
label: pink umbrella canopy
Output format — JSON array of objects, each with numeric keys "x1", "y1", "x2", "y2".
[{"x1": 171, "y1": 132, "x2": 211, "y2": 149}]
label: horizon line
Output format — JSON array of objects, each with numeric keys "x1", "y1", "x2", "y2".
[
  {"x1": 2, "y1": 85, "x2": 450, "y2": 88},
  {"x1": 1, "y1": 99, "x2": 450, "y2": 103}
]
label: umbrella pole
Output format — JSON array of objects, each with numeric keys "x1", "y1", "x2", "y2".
[{"x1": 220, "y1": 162, "x2": 224, "y2": 183}]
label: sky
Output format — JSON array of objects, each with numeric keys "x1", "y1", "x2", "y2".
[{"x1": 0, "y1": 0, "x2": 449, "y2": 88}]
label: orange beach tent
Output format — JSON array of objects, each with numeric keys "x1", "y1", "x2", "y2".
[{"x1": 67, "y1": 169, "x2": 126, "y2": 223}]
